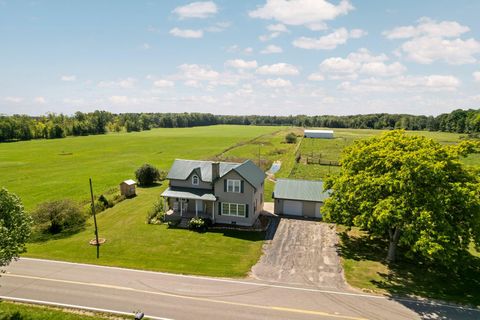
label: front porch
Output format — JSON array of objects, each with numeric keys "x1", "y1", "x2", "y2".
[{"x1": 161, "y1": 186, "x2": 217, "y2": 222}]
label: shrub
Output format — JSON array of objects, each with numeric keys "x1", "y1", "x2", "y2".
[
  {"x1": 188, "y1": 217, "x2": 207, "y2": 232},
  {"x1": 98, "y1": 194, "x2": 112, "y2": 208},
  {"x1": 135, "y1": 163, "x2": 160, "y2": 186},
  {"x1": 285, "y1": 132, "x2": 297, "y2": 144},
  {"x1": 32, "y1": 200, "x2": 86, "y2": 234},
  {"x1": 167, "y1": 218, "x2": 181, "y2": 228},
  {"x1": 147, "y1": 198, "x2": 165, "y2": 224}
]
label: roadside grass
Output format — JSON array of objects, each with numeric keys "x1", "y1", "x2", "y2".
[
  {"x1": 0, "y1": 301, "x2": 130, "y2": 320},
  {"x1": 0, "y1": 125, "x2": 280, "y2": 210},
  {"x1": 25, "y1": 185, "x2": 265, "y2": 277},
  {"x1": 336, "y1": 226, "x2": 480, "y2": 307}
]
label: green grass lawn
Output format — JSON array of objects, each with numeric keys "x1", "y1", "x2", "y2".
[
  {"x1": 0, "y1": 301, "x2": 129, "y2": 320},
  {"x1": 336, "y1": 226, "x2": 480, "y2": 307},
  {"x1": 0, "y1": 125, "x2": 281, "y2": 210},
  {"x1": 26, "y1": 185, "x2": 265, "y2": 277}
]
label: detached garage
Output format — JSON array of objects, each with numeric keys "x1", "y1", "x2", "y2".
[{"x1": 273, "y1": 179, "x2": 330, "y2": 218}]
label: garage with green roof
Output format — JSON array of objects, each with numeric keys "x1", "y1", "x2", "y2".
[{"x1": 272, "y1": 179, "x2": 330, "y2": 218}]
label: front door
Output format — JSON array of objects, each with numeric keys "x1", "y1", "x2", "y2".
[{"x1": 195, "y1": 200, "x2": 204, "y2": 214}]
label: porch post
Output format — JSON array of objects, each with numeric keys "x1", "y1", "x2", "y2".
[
  {"x1": 211, "y1": 201, "x2": 214, "y2": 222},
  {"x1": 195, "y1": 200, "x2": 198, "y2": 217},
  {"x1": 180, "y1": 199, "x2": 183, "y2": 217}
]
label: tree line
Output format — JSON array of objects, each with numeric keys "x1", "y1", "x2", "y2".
[{"x1": 0, "y1": 108, "x2": 479, "y2": 142}]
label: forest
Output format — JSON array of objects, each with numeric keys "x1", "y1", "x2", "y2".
[{"x1": 0, "y1": 108, "x2": 479, "y2": 142}]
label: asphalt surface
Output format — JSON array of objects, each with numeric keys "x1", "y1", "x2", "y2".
[
  {"x1": 251, "y1": 219, "x2": 346, "y2": 288},
  {"x1": 1, "y1": 258, "x2": 479, "y2": 319}
]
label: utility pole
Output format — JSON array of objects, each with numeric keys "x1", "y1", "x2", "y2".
[{"x1": 89, "y1": 178, "x2": 100, "y2": 259}]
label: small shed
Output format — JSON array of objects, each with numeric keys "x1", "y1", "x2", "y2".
[
  {"x1": 304, "y1": 129, "x2": 334, "y2": 139},
  {"x1": 273, "y1": 179, "x2": 330, "y2": 218},
  {"x1": 120, "y1": 179, "x2": 137, "y2": 197}
]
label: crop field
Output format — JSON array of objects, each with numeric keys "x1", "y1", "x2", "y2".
[{"x1": 0, "y1": 125, "x2": 282, "y2": 210}]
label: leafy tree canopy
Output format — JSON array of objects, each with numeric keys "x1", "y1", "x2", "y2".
[
  {"x1": 0, "y1": 188, "x2": 32, "y2": 267},
  {"x1": 32, "y1": 199, "x2": 86, "y2": 234},
  {"x1": 323, "y1": 130, "x2": 480, "y2": 265},
  {"x1": 135, "y1": 164, "x2": 160, "y2": 186}
]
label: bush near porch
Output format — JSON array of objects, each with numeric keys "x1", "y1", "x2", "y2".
[{"x1": 25, "y1": 185, "x2": 265, "y2": 277}]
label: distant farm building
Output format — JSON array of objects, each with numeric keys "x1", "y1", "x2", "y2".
[
  {"x1": 120, "y1": 179, "x2": 137, "y2": 197},
  {"x1": 304, "y1": 129, "x2": 334, "y2": 139}
]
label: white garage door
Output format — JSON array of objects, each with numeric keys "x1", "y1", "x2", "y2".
[{"x1": 283, "y1": 200, "x2": 303, "y2": 216}]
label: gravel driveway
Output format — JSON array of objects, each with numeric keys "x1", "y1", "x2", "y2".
[{"x1": 251, "y1": 218, "x2": 347, "y2": 289}]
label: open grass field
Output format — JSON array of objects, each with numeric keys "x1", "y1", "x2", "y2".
[
  {"x1": 26, "y1": 185, "x2": 265, "y2": 277},
  {"x1": 0, "y1": 125, "x2": 282, "y2": 210},
  {"x1": 0, "y1": 301, "x2": 129, "y2": 320}
]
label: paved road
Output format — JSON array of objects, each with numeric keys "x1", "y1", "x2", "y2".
[
  {"x1": 1, "y1": 259, "x2": 479, "y2": 319},
  {"x1": 252, "y1": 219, "x2": 346, "y2": 288}
]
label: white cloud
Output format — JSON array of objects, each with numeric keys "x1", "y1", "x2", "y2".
[
  {"x1": 169, "y1": 27, "x2": 203, "y2": 38},
  {"x1": 172, "y1": 1, "x2": 218, "y2": 19},
  {"x1": 178, "y1": 64, "x2": 219, "y2": 81},
  {"x1": 4, "y1": 96, "x2": 23, "y2": 103},
  {"x1": 109, "y1": 96, "x2": 129, "y2": 104},
  {"x1": 256, "y1": 63, "x2": 299, "y2": 75},
  {"x1": 474, "y1": 71, "x2": 480, "y2": 82},
  {"x1": 383, "y1": 17, "x2": 470, "y2": 39},
  {"x1": 317, "y1": 48, "x2": 406, "y2": 79},
  {"x1": 262, "y1": 78, "x2": 292, "y2": 87},
  {"x1": 224, "y1": 59, "x2": 258, "y2": 69},
  {"x1": 61, "y1": 75, "x2": 76, "y2": 82},
  {"x1": 384, "y1": 17, "x2": 480, "y2": 64},
  {"x1": 142, "y1": 43, "x2": 151, "y2": 50},
  {"x1": 306, "y1": 22, "x2": 327, "y2": 31},
  {"x1": 204, "y1": 21, "x2": 231, "y2": 32},
  {"x1": 34, "y1": 96, "x2": 46, "y2": 104},
  {"x1": 249, "y1": 0, "x2": 354, "y2": 27},
  {"x1": 260, "y1": 24, "x2": 289, "y2": 41},
  {"x1": 339, "y1": 75, "x2": 460, "y2": 93},
  {"x1": 267, "y1": 24, "x2": 288, "y2": 32},
  {"x1": 400, "y1": 37, "x2": 480, "y2": 64},
  {"x1": 307, "y1": 73, "x2": 325, "y2": 81},
  {"x1": 260, "y1": 44, "x2": 283, "y2": 54},
  {"x1": 292, "y1": 28, "x2": 366, "y2": 50},
  {"x1": 153, "y1": 79, "x2": 175, "y2": 88},
  {"x1": 359, "y1": 62, "x2": 406, "y2": 77},
  {"x1": 226, "y1": 45, "x2": 253, "y2": 55},
  {"x1": 98, "y1": 77, "x2": 137, "y2": 89}
]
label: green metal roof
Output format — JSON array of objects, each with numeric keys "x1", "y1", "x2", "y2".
[
  {"x1": 161, "y1": 187, "x2": 216, "y2": 201},
  {"x1": 231, "y1": 160, "x2": 266, "y2": 188},
  {"x1": 166, "y1": 159, "x2": 239, "y2": 182},
  {"x1": 273, "y1": 179, "x2": 330, "y2": 202},
  {"x1": 166, "y1": 159, "x2": 265, "y2": 188}
]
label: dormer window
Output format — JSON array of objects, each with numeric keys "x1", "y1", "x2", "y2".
[{"x1": 192, "y1": 174, "x2": 199, "y2": 185}]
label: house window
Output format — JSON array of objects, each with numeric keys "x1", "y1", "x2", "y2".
[
  {"x1": 221, "y1": 202, "x2": 246, "y2": 217},
  {"x1": 227, "y1": 179, "x2": 241, "y2": 193},
  {"x1": 192, "y1": 174, "x2": 199, "y2": 185}
]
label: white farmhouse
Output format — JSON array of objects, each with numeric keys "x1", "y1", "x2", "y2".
[{"x1": 304, "y1": 129, "x2": 334, "y2": 139}]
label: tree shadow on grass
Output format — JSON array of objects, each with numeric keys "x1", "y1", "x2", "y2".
[
  {"x1": 337, "y1": 230, "x2": 480, "y2": 319},
  {"x1": 28, "y1": 226, "x2": 86, "y2": 243}
]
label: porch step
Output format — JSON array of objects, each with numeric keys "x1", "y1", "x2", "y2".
[{"x1": 178, "y1": 218, "x2": 190, "y2": 229}]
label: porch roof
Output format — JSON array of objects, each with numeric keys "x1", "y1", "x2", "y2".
[{"x1": 161, "y1": 187, "x2": 217, "y2": 201}]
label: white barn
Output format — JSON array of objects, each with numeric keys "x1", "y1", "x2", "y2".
[{"x1": 304, "y1": 129, "x2": 334, "y2": 139}]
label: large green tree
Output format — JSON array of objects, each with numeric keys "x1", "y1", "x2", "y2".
[
  {"x1": 323, "y1": 130, "x2": 480, "y2": 264},
  {"x1": 0, "y1": 188, "x2": 32, "y2": 267}
]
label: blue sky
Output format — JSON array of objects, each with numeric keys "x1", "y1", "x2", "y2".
[{"x1": 1, "y1": 0, "x2": 479, "y2": 116}]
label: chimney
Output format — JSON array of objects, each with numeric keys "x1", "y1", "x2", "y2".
[{"x1": 212, "y1": 162, "x2": 220, "y2": 182}]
